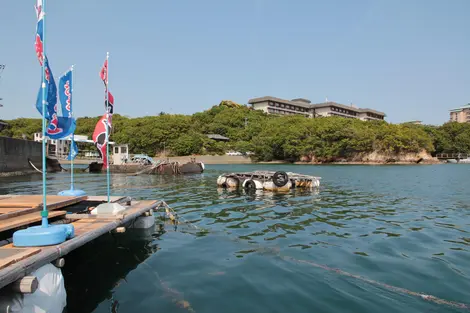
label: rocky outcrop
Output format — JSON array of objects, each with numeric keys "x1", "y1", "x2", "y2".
[
  {"x1": 219, "y1": 100, "x2": 242, "y2": 108},
  {"x1": 300, "y1": 150, "x2": 440, "y2": 164}
]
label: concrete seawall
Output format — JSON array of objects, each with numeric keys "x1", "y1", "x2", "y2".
[
  {"x1": 0, "y1": 136, "x2": 42, "y2": 176},
  {"x1": 160, "y1": 155, "x2": 253, "y2": 164}
]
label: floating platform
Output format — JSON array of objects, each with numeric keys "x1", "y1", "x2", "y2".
[
  {"x1": 0, "y1": 194, "x2": 163, "y2": 293},
  {"x1": 217, "y1": 171, "x2": 321, "y2": 191}
]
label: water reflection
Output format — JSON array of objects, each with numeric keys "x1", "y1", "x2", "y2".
[
  {"x1": 63, "y1": 226, "x2": 164, "y2": 313},
  {"x1": 1, "y1": 164, "x2": 470, "y2": 313}
]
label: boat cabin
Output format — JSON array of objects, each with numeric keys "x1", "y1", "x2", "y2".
[{"x1": 112, "y1": 144, "x2": 129, "y2": 165}]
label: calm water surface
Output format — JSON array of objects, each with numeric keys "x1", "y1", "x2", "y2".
[{"x1": 1, "y1": 164, "x2": 469, "y2": 313}]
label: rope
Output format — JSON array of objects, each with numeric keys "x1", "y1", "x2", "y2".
[
  {"x1": 28, "y1": 159, "x2": 42, "y2": 173},
  {"x1": 156, "y1": 204, "x2": 470, "y2": 311},
  {"x1": 113, "y1": 233, "x2": 196, "y2": 312},
  {"x1": 280, "y1": 255, "x2": 470, "y2": 310},
  {"x1": 160, "y1": 201, "x2": 200, "y2": 230},
  {"x1": 149, "y1": 203, "x2": 470, "y2": 311}
]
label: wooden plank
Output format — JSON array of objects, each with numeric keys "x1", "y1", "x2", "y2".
[
  {"x1": 71, "y1": 220, "x2": 113, "y2": 236},
  {"x1": 0, "y1": 248, "x2": 41, "y2": 271},
  {"x1": 0, "y1": 207, "x2": 49, "y2": 222},
  {"x1": 65, "y1": 213, "x2": 123, "y2": 220},
  {"x1": 0, "y1": 207, "x2": 29, "y2": 214},
  {"x1": 0, "y1": 195, "x2": 87, "y2": 210},
  {"x1": 0, "y1": 211, "x2": 66, "y2": 233},
  {"x1": 121, "y1": 200, "x2": 159, "y2": 217},
  {"x1": 0, "y1": 199, "x2": 163, "y2": 289}
]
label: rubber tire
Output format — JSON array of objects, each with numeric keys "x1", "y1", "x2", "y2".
[
  {"x1": 272, "y1": 171, "x2": 289, "y2": 187},
  {"x1": 244, "y1": 180, "x2": 257, "y2": 191},
  {"x1": 226, "y1": 176, "x2": 240, "y2": 189}
]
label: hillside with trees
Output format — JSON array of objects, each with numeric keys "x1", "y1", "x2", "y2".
[{"x1": 1, "y1": 101, "x2": 469, "y2": 162}]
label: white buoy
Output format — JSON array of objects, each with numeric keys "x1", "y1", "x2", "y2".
[{"x1": 22, "y1": 264, "x2": 67, "y2": 313}]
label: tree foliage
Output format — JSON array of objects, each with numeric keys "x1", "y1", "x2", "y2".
[{"x1": 1, "y1": 103, "x2": 468, "y2": 160}]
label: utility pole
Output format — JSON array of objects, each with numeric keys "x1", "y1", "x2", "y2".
[
  {"x1": 0, "y1": 64, "x2": 5, "y2": 109},
  {"x1": 244, "y1": 117, "x2": 248, "y2": 128}
]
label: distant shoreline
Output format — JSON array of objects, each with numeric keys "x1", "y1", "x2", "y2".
[{"x1": 60, "y1": 155, "x2": 444, "y2": 166}]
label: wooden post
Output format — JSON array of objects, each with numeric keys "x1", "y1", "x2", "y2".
[
  {"x1": 114, "y1": 227, "x2": 126, "y2": 233},
  {"x1": 11, "y1": 276, "x2": 38, "y2": 294},
  {"x1": 54, "y1": 258, "x2": 65, "y2": 268}
]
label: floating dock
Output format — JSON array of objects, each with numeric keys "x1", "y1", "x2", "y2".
[
  {"x1": 217, "y1": 171, "x2": 321, "y2": 191},
  {"x1": 0, "y1": 194, "x2": 162, "y2": 293}
]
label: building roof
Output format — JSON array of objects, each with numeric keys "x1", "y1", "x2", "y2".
[
  {"x1": 248, "y1": 96, "x2": 386, "y2": 116},
  {"x1": 291, "y1": 98, "x2": 311, "y2": 104},
  {"x1": 311, "y1": 102, "x2": 385, "y2": 116},
  {"x1": 248, "y1": 96, "x2": 312, "y2": 109},
  {"x1": 449, "y1": 104, "x2": 470, "y2": 112},
  {"x1": 206, "y1": 134, "x2": 230, "y2": 141}
]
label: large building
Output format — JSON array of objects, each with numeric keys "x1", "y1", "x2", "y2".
[
  {"x1": 449, "y1": 104, "x2": 470, "y2": 123},
  {"x1": 248, "y1": 96, "x2": 386, "y2": 121}
]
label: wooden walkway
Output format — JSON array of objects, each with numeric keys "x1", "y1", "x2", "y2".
[
  {"x1": 436, "y1": 153, "x2": 470, "y2": 160},
  {"x1": 0, "y1": 194, "x2": 162, "y2": 289}
]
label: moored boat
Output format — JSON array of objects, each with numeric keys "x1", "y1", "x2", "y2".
[{"x1": 87, "y1": 154, "x2": 204, "y2": 175}]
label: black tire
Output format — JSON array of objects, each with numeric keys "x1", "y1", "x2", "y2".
[
  {"x1": 244, "y1": 179, "x2": 257, "y2": 191},
  {"x1": 272, "y1": 171, "x2": 289, "y2": 187}
]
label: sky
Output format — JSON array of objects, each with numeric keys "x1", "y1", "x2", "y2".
[{"x1": 0, "y1": 0, "x2": 469, "y2": 125}]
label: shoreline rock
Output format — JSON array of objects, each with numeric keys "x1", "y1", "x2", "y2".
[{"x1": 295, "y1": 150, "x2": 441, "y2": 165}]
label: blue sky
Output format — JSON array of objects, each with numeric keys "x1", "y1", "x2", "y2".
[{"x1": 0, "y1": 0, "x2": 469, "y2": 124}]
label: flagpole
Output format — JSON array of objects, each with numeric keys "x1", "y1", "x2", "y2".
[
  {"x1": 105, "y1": 52, "x2": 110, "y2": 203},
  {"x1": 12, "y1": 0, "x2": 78, "y2": 247},
  {"x1": 41, "y1": 0, "x2": 48, "y2": 227},
  {"x1": 70, "y1": 65, "x2": 75, "y2": 191}
]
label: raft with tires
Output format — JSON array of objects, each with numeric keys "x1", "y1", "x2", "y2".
[{"x1": 217, "y1": 171, "x2": 321, "y2": 192}]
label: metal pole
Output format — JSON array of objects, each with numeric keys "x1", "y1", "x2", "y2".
[
  {"x1": 105, "y1": 52, "x2": 110, "y2": 203},
  {"x1": 41, "y1": 0, "x2": 48, "y2": 227},
  {"x1": 70, "y1": 134, "x2": 74, "y2": 190},
  {"x1": 70, "y1": 66, "x2": 74, "y2": 191}
]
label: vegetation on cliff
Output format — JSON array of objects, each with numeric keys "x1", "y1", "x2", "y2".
[{"x1": 1, "y1": 101, "x2": 469, "y2": 162}]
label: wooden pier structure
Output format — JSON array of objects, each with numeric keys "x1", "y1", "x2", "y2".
[
  {"x1": 0, "y1": 194, "x2": 162, "y2": 290},
  {"x1": 436, "y1": 153, "x2": 470, "y2": 160}
]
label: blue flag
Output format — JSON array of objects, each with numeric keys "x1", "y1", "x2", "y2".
[
  {"x1": 67, "y1": 137, "x2": 78, "y2": 160},
  {"x1": 58, "y1": 68, "x2": 72, "y2": 118},
  {"x1": 35, "y1": 57, "x2": 57, "y2": 120},
  {"x1": 46, "y1": 68, "x2": 76, "y2": 139}
]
